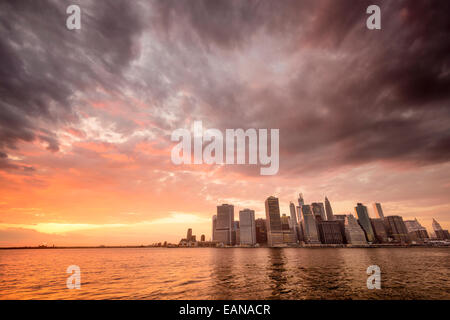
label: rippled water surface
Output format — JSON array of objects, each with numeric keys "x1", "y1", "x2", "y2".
[{"x1": 0, "y1": 248, "x2": 449, "y2": 299}]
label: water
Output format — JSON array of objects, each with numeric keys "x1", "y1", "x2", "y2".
[{"x1": 0, "y1": 248, "x2": 448, "y2": 300}]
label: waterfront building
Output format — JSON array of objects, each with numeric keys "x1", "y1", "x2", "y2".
[
  {"x1": 373, "y1": 203, "x2": 385, "y2": 220},
  {"x1": 317, "y1": 220, "x2": 344, "y2": 244},
  {"x1": 299, "y1": 204, "x2": 320, "y2": 244},
  {"x1": 355, "y1": 203, "x2": 375, "y2": 242},
  {"x1": 200, "y1": 234, "x2": 205, "y2": 242},
  {"x1": 344, "y1": 214, "x2": 367, "y2": 245},
  {"x1": 370, "y1": 218, "x2": 389, "y2": 243},
  {"x1": 186, "y1": 228, "x2": 193, "y2": 242},
  {"x1": 432, "y1": 218, "x2": 443, "y2": 231},
  {"x1": 432, "y1": 218, "x2": 450, "y2": 240},
  {"x1": 216, "y1": 204, "x2": 234, "y2": 245},
  {"x1": 435, "y1": 229, "x2": 450, "y2": 240},
  {"x1": 311, "y1": 202, "x2": 326, "y2": 221},
  {"x1": 334, "y1": 214, "x2": 348, "y2": 243},
  {"x1": 212, "y1": 215, "x2": 217, "y2": 241},
  {"x1": 289, "y1": 202, "x2": 298, "y2": 227},
  {"x1": 265, "y1": 196, "x2": 284, "y2": 246},
  {"x1": 281, "y1": 214, "x2": 290, "y2": 230},
  {"x1": 384, "y1": 215, "x2": 410, "y2": 243},
  {"x1": 289, "y1": 202, "x2": 300, "y2": 241},
  {"x1": 255, "y1": 218, "x2": 268, "y2": 244},
  {"x1": 324, "y1": 197, "x2": 334, "y2": 221},
  {"x1": 298, "y1": 193, "x2": 305, "y2": 207},
  {"x1": 233, "y1": 221, "x2": 240, "y2": 245},
  {"x1": 280, "y1": 214, "x2": 296, "y2": 244},
  {"x1": 404, "y1": 218, "x2": 429, "y2": 241},
  {"x1": 239, "y1": 209, "x2": 256, "y2": 245}
]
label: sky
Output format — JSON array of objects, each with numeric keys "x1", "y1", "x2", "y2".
[{"x1": 0, "y1": 0, "x2": 449, "y2": 246}]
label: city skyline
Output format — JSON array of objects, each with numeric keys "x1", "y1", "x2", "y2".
[{"x1": 203, "y1": 194, "x2": 449, "y2": 247}]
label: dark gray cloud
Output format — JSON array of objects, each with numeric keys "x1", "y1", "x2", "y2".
[
  {"x1": 0, "y1": 0, "x2": 145, "y2": 167},
  {"x1": 0, "y1": 0, "x2": 449, "y2": 176}
]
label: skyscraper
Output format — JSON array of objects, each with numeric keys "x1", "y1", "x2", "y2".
[
  {"x1": 311, "y1": 202, "x2": 326, "y2": 221},
  {"x1": 200, "y1": 234, "x2": 205, "y2": 242},
  {"x1": 373, "y1": 203, "x2": 385, "y2": 220},
  {"x1": 432, "y1": 218, "x2": 443, "y2": 231},
  {"x1": 265, "y1": 196, "x2": 283, "y2": 246},
  {"x1": 289, "y1": 202, "x2": 300, "y2": 241},
  {"x1": 289, "y1": 202, "x2": 298, "y2": 227},
  {"x1": 212, "y1": 215, "x2": 217, "y2": 241},
  {"x1": 355, "y1": 203, "x2": 375, "y2": 243},
  {"x1": 344, "y1": 214, "x2": 367, "y2": 245},
  {"x1": 280, "y1": 214, "x2": 296, "y2": 244},
  {"x1": 324, "y1": 196, "x2": 334, "y2": 221},
  {"x1": 233, "y1": 221, "x2": 240, "y2": 245},
  {"x1": 186, "y1": 228, "x2": 192, "y2": 242},
  {"x1": 239, "y1": 209, "x2": 256, "y2": 245},
  {"x1": 334, "y1": 214, "x2": 348, "y2": 243},
  {"x1": 385, "y1": 215, "x2": 410, "y2": 243},
  {"x1": 432, "y1": 218, "x2": 450, "y2": 240},
  {"x1": 299, "y1": 204, "x2": 320, "y2": 244},
  {"x1": 298, "y1": 193, "x2": 305, "y2": 207},
  {"x1": 216, "y1": 204, "x2": 234, "y2": 245},
  {"x1": 370, "y1": 218, "x2": 389, "y2": 243},
  {"x1": 255, "y1": 218, "x2": 268, "y2": 244},
  {"x1": 317, "y1": 220, "x2": 343, "y2": 244},
  {"x1": 404, "y1": 218, "x2": 429, "y2": 241}
]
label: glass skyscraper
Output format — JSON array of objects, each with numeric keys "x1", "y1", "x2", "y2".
[{"x1": 355, "y1": 203, "x2": 375, "y2": 243}]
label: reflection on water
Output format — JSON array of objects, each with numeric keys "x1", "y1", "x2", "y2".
[{"x1": 0, "y1": 248, "x2": 448, "y2": 299}]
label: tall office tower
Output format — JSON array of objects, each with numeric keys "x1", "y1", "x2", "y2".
[
  {"x1": 216, "y1": 204, "x2": 234, "y2": 245},
  {"x1": 404, "y1": 218, "x2": 429, "y2": 241},
  {"x1": 311, "y1": 202, "x2": 326, "y2": 221},
  {"x1": 317, "y1": 221, "x2": 344, "y2": 244},
  {"x1": 344, "y1": 214, "x2": 367, "y2": 245},
  {"x1": 384, "y1": 216, "x2": 410, "y2": 243},
  {"x1": 298, "y1": 193, "x2": 305, "y2": 207},
  {"x1": 265, "y1": 196, "x2": 283, "y2": 246},
  {"x1": 200, "y1": 234, "x2": 205, "y2": 242},
  {"x1": 334, "y1": 214, "x2": 348, "y2": 243},
  {"x1": 232, "y1": 221, "x2": 240, "y2": 245},
  {"x1": 280, "y1": 214, "x2": 296, "y2": 244},
  {"x1": 212, "y1": 215, "x2": 217, "y2": 241},
  {"x1": 191, "y1": 235, "x2": 196, "y2": 242},
  {"x1": 280, "y1": 214, "x2": 290, "y2": 230},
  {"x1": 373, "y1": 203, "x2": 385, "y2": 220},
  {"x1": 239, "y1": 209, "x2": 256, "y2": 245},
  {"x1": 324, "y1": 197, "x2": 334, "y2": 221},
  {"x1": 296, "y1": 206, "x2": 302, "y2": 225},
  {"x1": 255, "y1": 218, "x2": 268, "y2": 244},
  {"x1": 289, "y1": 202, "x2": 298, "y2": 227},
  {"x1": 370, "y1": 218, "x2": 389, "y2": 243},
  {"x1": 289, "y1": 202, "x2": 299, "y2": 241},
  {"x1": 233, "y1": 221, "x2": 240, "y2": 245},
  {"x1": 432, "y1": 218, "x2": 443, "y2": 231},
  {"x1": 355, "y1": 203, "x2": 375, "y2": 242},
  {"x1": 299, "y1": 204, "x2": 320, "y2": 244},
  {"x1": 186, "y1": 228, "x2": 193, "y2": 242},
  {"x1": 432, "y1": 218, "x2": 450, "y2": 240}
]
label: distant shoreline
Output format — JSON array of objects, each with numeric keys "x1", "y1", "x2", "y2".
[{"x1": 1, "y1": 244, "x2": 449, "y2": 250}]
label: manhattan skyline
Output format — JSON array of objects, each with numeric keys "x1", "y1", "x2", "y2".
[{"x1": 1, "y1": 0, "x2": 450, "y2": 246}]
